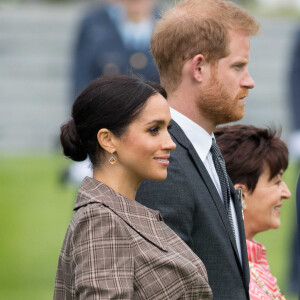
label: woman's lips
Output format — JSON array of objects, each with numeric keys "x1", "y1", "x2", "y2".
[{"x1": 154, "y1": 156, "x2": 170, "y2": 166}]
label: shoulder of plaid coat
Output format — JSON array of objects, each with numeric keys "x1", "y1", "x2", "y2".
[{"x1": 53, "y1": 177, "x2": 212, "y2": 300}]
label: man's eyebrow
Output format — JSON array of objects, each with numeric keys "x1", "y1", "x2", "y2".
[{"x1": 231, "y1": 59, "x2": 248, "y2": 66}]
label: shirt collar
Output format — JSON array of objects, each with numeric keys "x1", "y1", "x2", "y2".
[
  {"x1": 246, "y1": 239, "x2": 267, "y2": 264},
  {"x1": 170, "y1": 108, "x2": 213, "y2": 162}
]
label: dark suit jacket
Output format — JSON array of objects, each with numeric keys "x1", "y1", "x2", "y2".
[{"x1": 136, "y1": 120, "x2": 250, "y2": 300}]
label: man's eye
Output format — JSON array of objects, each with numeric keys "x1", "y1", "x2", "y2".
[{"x1": 234, "y1": 64, "x2": 245, "y2": 70}]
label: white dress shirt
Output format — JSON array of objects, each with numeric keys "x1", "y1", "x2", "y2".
[{"x1": 170, "y1": 108, "x2": 242, "y2": 262}]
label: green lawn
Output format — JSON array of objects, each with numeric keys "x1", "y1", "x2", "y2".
[
  {"x1": 0, "y1": 154, "x2": 298, "y2": 299},
  {"x1": 0, "y1": 154, "x2": 75, "y2": 300}
]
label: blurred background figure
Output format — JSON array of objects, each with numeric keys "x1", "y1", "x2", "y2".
[
  {"x1": 72, "y1": 0, "x2": 160, "y2": 101},
  {"x1": 296, "y1": 175, "x2": 300, "y2": 296},
  {"x1": 65, "y1": 0, "x2": 160, "y2": 185},
  {"x1": 289, "y1": 28, "x2": 300, "y2": 163},
  {"x1": 215, "y1": 125, "x2": 291, "y2": 300},
  {"x1": 288, "y1": 27, "x2": 300, "y2": 295}
]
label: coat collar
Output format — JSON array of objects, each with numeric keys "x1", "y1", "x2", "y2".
[
  {"x1": 247, "y1": 239, "x2": 267, "y2": 265},
  {"x1": 170, "y1": 108, "x2": 213, "y2": 162},
  {"x1": 74, "y1": 177, "x2": 168, "y2": 252}
]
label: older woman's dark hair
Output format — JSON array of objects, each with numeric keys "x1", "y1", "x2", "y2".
[
  {"x1": 214, "y1": 125, "x2": 289, "y2": 193},
  {"x1": 60, "y1": 75, "x2": 167, "y2": 166}
]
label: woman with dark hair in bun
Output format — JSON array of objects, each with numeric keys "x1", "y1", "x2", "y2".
[{"x1": 53, "y1": 76, "x2": 212, "y2": 300}]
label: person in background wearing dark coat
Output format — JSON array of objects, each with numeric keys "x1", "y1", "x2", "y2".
[
  {"x1": 72, "y1": 0, "x2": 160, "y2": 101},
  {"x1": 296, "y1": 175, "x2": 300, "y2": 297},
  {"x1": 289, "y1": 29, "x2": 300, "y2": 161},
  {"x1": 136, "y1": 0, "x2": 259, "y2": 299},
  {"x1": 66, "y1": 0, "x2": 160, "y2": 185},
  {"x1": 288, "y1": 29, "x2": 300, "y2": 295}
]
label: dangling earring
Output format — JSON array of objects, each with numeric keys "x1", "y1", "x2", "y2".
[
  {"x1": 242, "y1": 199, "x2": 247, "y2": 210},
  {"x1": 109, "y1": 153, "x2": 116, "y2": 165},
  {"x1": 236, "y1": 187, "x2": 246, "y2": 211}
]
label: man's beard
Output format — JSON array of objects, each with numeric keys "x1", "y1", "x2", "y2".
[{"x1": 198, "y1": 75, "x2": 248, "y2": 126}]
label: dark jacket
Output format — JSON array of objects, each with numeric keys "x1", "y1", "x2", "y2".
[
  {"x1": 137, "y1": 120, "x2": 250, "y2": 300},
  {"x1": 72, "y1": 5, "x2": 160, "y2": 102}
]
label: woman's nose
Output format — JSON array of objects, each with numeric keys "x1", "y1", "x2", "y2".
[
  {"x1": 163, "y1": 133, "x2": 176, "y2": 151},
  {"x1": 281, "y1": 182, "x2": 291, "y2": 199}
]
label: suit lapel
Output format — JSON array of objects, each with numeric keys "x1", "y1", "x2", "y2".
[{"x1": 169, "y1": 120, "x2": 242, "y2": 265}]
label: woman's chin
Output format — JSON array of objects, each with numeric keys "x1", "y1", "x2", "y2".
[
  {"x1": 146, "y1": 172, "x2": 168, "y2": 181},
  {"x1": 269, "y1": 219, "x2": 281, "y2": 230}
]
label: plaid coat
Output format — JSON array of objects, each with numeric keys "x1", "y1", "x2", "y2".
[{"x1": 53, "y1": 177, "x2": 212, "y2": 299}]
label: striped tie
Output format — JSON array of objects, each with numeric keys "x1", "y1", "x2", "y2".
[{"x1": 210, "y1": 138, "x2": 236, "y2": 241}]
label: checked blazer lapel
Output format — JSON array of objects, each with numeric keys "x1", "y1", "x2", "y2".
[
  {"x1": 74, "y1": 177, "x2": 168, "y2": 252},
  {"x1": 169, "y1": 120, "x2": 242, "y2": 266}
]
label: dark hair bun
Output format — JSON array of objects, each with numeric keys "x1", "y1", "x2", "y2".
[{"x1": 60, "y1": 119, "x2": 87, "y2": 162}]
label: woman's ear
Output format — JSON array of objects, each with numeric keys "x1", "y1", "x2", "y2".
[
  {"x1": 97, "y1": 129, "x2": 116, "y2": 154},
  {"x1": 234, "y1": 183, "x2": 248, "y2": 199},
  {"x1": 234, "y1": 183, "x2": 249, "y2": 210},
  {"x1": 191, "y1": 54, "x2": 206, "y2": 82}
]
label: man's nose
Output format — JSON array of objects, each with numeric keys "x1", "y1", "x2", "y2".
[{"x1": 241, "y1": 70, "x2": 255, "y2": 89}]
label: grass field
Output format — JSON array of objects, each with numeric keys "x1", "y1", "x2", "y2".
[{"x1": 0, "y1": 154, "x2": 298, "y2": 299}]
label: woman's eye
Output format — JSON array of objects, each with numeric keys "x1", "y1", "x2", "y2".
[{"x1": 149, "y1": 127, "x2": 159, "y2": 135}]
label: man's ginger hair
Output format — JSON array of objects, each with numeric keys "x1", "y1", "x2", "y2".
[{"x1": 151, "y1": 0, "x2": 260, "y2": 91}]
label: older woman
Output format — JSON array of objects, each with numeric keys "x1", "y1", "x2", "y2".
[
  {"x1": 215, "y1": 124, "x2": 291, "y2": 300},
  {"x1": 54, "y1": 76, "x2": 212, "y2": 299}
]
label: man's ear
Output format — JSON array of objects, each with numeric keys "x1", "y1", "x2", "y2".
[
  {"x1": 191, "y1": 54, "x2": 206, "y2": 82},
  {"x1": 97, "y1": 129, "x2": 117, "y2": 154}
]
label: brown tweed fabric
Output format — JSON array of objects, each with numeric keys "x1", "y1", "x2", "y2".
[{"x1": 53, "y1": 177, "x2": 212, "y2": 300}]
